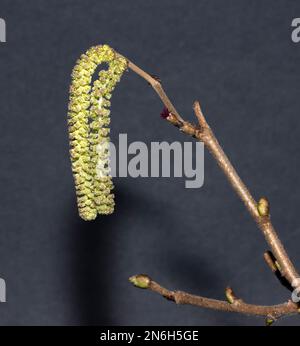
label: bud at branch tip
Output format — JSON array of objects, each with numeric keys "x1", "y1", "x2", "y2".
[{"x1": 129, "y1": 274, "x2": 151, "y2": 289}]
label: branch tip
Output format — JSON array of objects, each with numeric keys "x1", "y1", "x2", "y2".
[
  {"x1": 264, "y1": 251, "x2": 277, "y2": 273},
  {"x1": 193, "y1": 100, "x2": 207, "y2": 128},
  {"x1": 193, "y1": 100, "x2": 202, "y2": 113},
  {"x1": 129, "y1": 274, "x2": 151, "y2": 289}
]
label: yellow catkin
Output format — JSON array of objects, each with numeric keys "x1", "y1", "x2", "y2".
[{"x1": 68, "y1": 45, "x2": 127, "y2": 220}]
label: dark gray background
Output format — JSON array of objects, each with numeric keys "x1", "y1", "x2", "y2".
[{"x1": 0, "y1": 0, "x2": 300, "y2": 326}]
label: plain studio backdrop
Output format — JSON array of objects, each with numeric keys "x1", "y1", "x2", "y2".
[{"x1": 0, "y1": 0, "x2": 300, "y2": 326}]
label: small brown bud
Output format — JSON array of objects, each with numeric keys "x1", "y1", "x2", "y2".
[
  {"x1": 257, "y1": 197, "x2": 270, "y2": 217},
  {"x1": 225, "y1": 287, "x2": 237, "y2": 304},
  {"x1": 129, "y1": 274, "x2": 151, "y2": 289},
  {"x1": 275, "y1": 260, "x2": 282, "y2": 272},
  {"x1": 265, "y1": 316, "x2": 275, "y2": 326}
]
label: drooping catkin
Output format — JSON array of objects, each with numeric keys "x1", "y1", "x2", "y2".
[{"x1": 68, "y1": 45, "x2": 127, "y2": 221}]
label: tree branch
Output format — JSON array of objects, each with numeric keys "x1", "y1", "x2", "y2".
[
  {"x1": 116, "y1": 51, "x2": 300, "y2": 323},
  {"x1": 190, "y1": 100, "x2": 299, "y2": 288},
  {"x1": 129, "y1": 275, "x2": 299, "y2": 323}
]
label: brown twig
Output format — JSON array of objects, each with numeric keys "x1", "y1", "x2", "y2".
[
  {"x1": 118, "y1": 52, "x2": 300, "y2": 322},
  {"x1": 129, "y1": 275, "x2": 299, "y2": 322},
  {"x1": 190, "y1": 101, "x2": 299, "y2": 288},
  {"x1": 123, "y1": 58, "x2": 184, "y2": 122}
]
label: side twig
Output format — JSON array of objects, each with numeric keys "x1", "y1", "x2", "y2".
[{"x1": 129, "y1": 275, "x2": 299, "y2": 323}]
